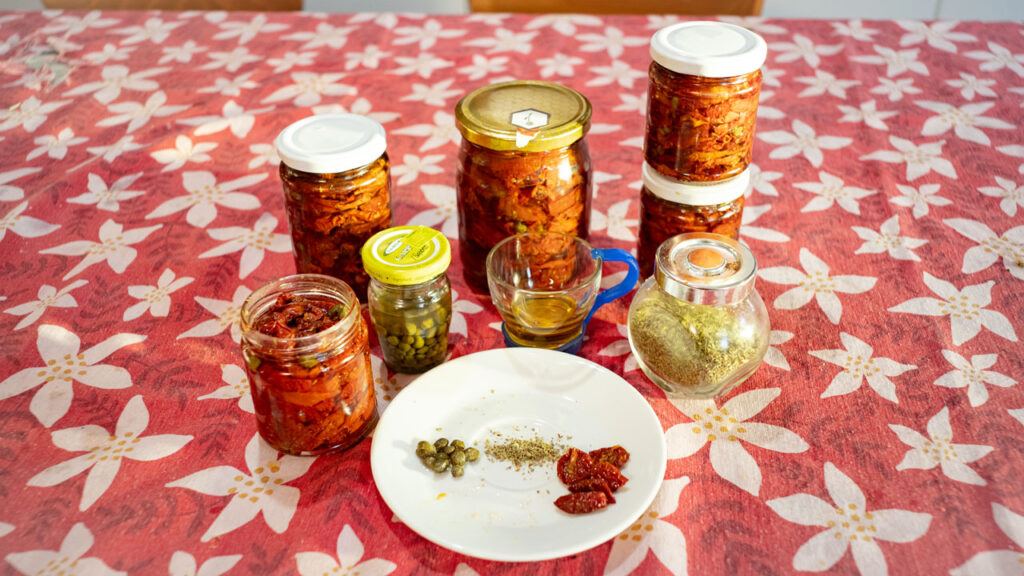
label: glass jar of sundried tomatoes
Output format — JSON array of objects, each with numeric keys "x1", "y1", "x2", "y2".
[
  {"x1": 645, "y1": 21, "x2": 767, "y2": 182},
  {"x1": 362, "y1": 226, "x2": 452, "y2": 374},
  {"x1": 455, "y1": 80, "x2": 593, "y2": 293},
  {"x1": 276, "y1": 114, "x2": 392, "y2": 301},
  {"x1": 638, "y1": 163, "x2": 749, "y2": 278},
  {"x1": 240, "y1": 274, "x2": 378, "y2": 456}
]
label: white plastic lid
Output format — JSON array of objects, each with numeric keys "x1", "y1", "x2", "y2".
[
  {"x1": 651, "y1": 21, "x2": 767, "y2": 78},
  {"x1": 275, "y1": 113, "x2": 387, "y2": 174},
  {"x1": 642, "y1": 162, "x2": 750, "y2": 206}
]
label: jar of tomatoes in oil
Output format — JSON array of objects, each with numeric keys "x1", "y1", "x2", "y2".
[
  {"x1": 637, "y1": 163, "x2": 749, "y2": 278},
  {"x1": 455, "y1": 81, "x2": 593, "y2": 293},
  {"x1": 276, "y1": 114, "x2": 392, "y2": 301},
  {"x1": 240, "y1": 274, "x2": 378, "y2": 456},
  {"x1": 645, "y1": 21, "x2": 767, "y2": 182}
]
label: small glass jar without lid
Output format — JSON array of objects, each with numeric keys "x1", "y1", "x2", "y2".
[
  {"x1": 455, "y1": 80, "x2": 593, "y2": 293},
  {"x1": 628, "y1": 233, "x2": 769, "y2": 398},
  {"x1": 638, "y1": 162, "x2": 748, "y2": 278},
  {"x1": 362, "y1": 226, "x2": 452, "y2": 374},
  {"x1": 240, "y1": 274, "x2": 378, "y2": 456},
  {"x1": 276, "y1": 113, "x2": 393, "y2": 301},
  {"x1": 645, "y1": 21, "x2": 766, "y2": 182}
]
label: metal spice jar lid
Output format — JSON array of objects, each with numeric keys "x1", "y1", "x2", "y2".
[
  {"x1": 361, "y1": 226, "x2": 451, "y2": 286},
  {"x1": 655, "y1": 232, "x2": 757, "y2": 305},
  {"x1": 455, "y1": 80, "x2": 592, "y2": 152},
  {"x1": 275, "y1": 113, "x2": 387, "y2": 174},
  {"x1": 651, "y1": 21, "x2": 767, "y2": 78},
  {"x1": 642, "y1": 162, "x2": 751, "y2": 205}
]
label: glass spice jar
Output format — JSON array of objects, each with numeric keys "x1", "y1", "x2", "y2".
[
  {"x1": 637, "y1": 162, "x2": 749, "y2": 278},
  {"x1": 361, "y1": 226, "x2": 453, "y2": 374},
  {"x1": 645, "y1": 21, "x2": 767, "y2": 182},
  {"x1": 628, "y1": 233, "x2": 769, "y2": 398},
  {"x1": 240, "y1": 274, "x2": 378, "y2": 455},
  {"x1": 455, "y1": 80, "x2": 593, "y2": 293},
  {"x1": 275, "y1": 113, "x2": 392, "y2": 301}
]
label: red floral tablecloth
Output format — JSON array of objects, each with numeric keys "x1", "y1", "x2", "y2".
[{"x1": 1, "y1": 10, "x2": 1022, "y2": 576}]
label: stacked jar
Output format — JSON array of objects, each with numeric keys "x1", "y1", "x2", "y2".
[{"x1": 639, "y1": 22, "x2": 767, "y2": 278}]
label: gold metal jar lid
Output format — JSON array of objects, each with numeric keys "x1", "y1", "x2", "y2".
[{"x1": 455, "y1": 80, "x2": 592, "y2": 153}]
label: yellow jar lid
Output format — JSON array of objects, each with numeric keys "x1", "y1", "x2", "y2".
[
  {"x1": 361, "y1": 226, "x2": 451, "y2": 286},
  {"x1": 455, "y1": 80, "x2": 592, "y2": 152}
]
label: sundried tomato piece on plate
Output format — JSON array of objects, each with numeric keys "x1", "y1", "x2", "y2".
[
  {"x1": 556, "y1": 447, "x2": 595, "y2": 485},
  {"x1": 588, "y1": 445, "x2": 630, "y2": 469},
  {"x1": 554, "y1": 491, "x2": 609, "y2": 514},
  {"x1": 567, "y1": 476, "x2": 616, "y2": 504},
  {"x1": 592, "y1": 461, "x2": 629, "y2": 492}
]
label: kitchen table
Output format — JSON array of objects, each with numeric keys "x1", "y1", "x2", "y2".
[{"x1": 0, "y1": 10, "x2": 1022, "y2": 576}]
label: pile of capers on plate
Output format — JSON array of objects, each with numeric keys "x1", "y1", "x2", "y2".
[{"x1": 416, "y1": 437, "x2": 479, "y2": 477}]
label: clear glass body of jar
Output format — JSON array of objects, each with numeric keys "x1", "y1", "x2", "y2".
[
  {"x1": 280, "y1": 154, "x2": 392, "y2": 301},
  {"x1": 627, "y1": 234, "x2": 769, "y2": 398},
  {"x1": 456, "y1": 139, "x2": 592, "y2": 292},
  {"x1": 638, "y1": 186, "x2": 744, "y2": 278},
  {"x1": 240, "y1": 274, "x2": 378, "y2": 455},
  {"x1": 644, "y1": 63, "x2": 761, "y2": 182},
  {"x1": 368, "y1": 273, "x2": 452, "y2": 374}
]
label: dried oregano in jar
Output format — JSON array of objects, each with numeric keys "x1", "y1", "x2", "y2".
[{"x1": 628, "y1": 233, "x2": 769, "y2": 398}]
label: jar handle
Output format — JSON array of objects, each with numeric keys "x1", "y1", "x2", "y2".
[{"x1": 583, "y1": 248, "x2": 639, "y2": 332}]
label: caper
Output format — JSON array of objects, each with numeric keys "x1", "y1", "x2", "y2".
[
  {"x1": 451, "y1": 465, "x2": 465, "y2": 478},
  {"x1": 432, "y1": 458, "x2": 450, "y2": 473},
  {"x1": 246, "y1": 355, "x2": 261, "y2": 371},
  {"x1": 465, "y1": 447, "x2": 479, "y2": 462},
  {"x1": 328, "y1": 304, "x2": 348, "y2": 319},
  {"x1": 434, "y1": 438, "x2": 448, "y2": 449},
  {"x1": 444, "y1": 444, "x2": 455, "y2": 455},
  {"x1": 421, "y1": 456, "x2": 435, "y2": 469},
  {"x1": 451, "y1": 439, "x2": 465, "y2": 449},
  {"x1": 416, "y1": 441, "x2": 436, "y2": 458},
  {"x1": 450, "y1": 450, "x2": 466, "y2": 466},
  {"x1": 422, "y1": 318, "x2": 435, "y2": 329},
  {"x1": 298, "y1": 355, "x2": 319, "y2": 369}
]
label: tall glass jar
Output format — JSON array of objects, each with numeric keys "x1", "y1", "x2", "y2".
[
  {"x1": 628, "y1": 233, "x2": 769, "y2": 398},
  {"x1": 240, "y1": 274, "x2": 378, "y2": 455},
  {"x1": 362, "y1": 226, "x2": 453, "y2": 374},
  {"x1": 276, "y1": 114, "x2": 392, "y2": 301},
  {"x1": 638, "y1": 163, "x2": 749, "y2": 278},
  {"x1": 455, "y1": 80, "x2": 593, "y2": 293},
  {"x1": 645, "y1": 22, "x2": 766, "y2": 182}
]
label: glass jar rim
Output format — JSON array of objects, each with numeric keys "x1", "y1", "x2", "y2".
[
  {"x1": 655, "y1": 233, "x2": 757, "y2": 305},
  {"x1": 485, "y1": 231, "x2": 601, "y2": 293},
  {"x1": 240, "y1": 274, "x2": 361, "y2": 355}
]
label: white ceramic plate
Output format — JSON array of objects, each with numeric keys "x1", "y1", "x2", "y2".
[{"x1": 370, "y1": 347, "x2": 667, "y2": 562}]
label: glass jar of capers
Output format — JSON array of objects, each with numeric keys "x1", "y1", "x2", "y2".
[{"x1": 362, "y1": 226, "x2": 453, "y2": 373}]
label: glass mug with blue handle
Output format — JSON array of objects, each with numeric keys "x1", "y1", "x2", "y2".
[{"x1": 485, "y1": 231, "x2": 639, "y2": 354}]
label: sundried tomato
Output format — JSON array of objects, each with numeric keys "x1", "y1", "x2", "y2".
[
  {"x1": 568, "y1": 477, "x2": 616, "y2": 504},
  {"x1": 554, "y1": 491, "x2": 609, "y2": 514},
  {"x1": 557, "y1": 447, "x2": 595, "y2": 485},
  {"x1": 592, "y1": 461, "x2": 629, "y2": 492},
  {"x1": 588, "y1": 445, "x2": 631, "y2": 469}
]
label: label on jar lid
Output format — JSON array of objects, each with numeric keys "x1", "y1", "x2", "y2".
[
  {"x1": 362, "y1": 226, "x2": 451, "y2": 286},
  {"x1": 455, "y1": 81, "x2": 591, "y2": 152},
  {"x1": 651, "y1": 21, "x2": 767, "y2": 78}
]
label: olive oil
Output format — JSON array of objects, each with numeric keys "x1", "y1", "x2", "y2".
[{"x1": 505, "y1": 292, "x2": 586, "y2": 349}]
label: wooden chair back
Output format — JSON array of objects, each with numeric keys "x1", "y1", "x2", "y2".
[{"x1": 469, "y1": 0, "x2": 762, "y2": 15}]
